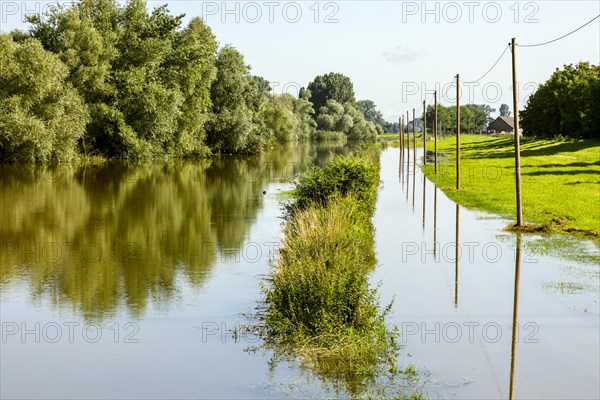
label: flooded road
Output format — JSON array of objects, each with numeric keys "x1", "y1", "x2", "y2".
[
  {"x1": 0, "y1": 142, "x2": 352, "y2": 399},
  {"x1": 373, "y1": 147, "x2": 599, "y2": 399},
  {"x1": 1, "y1": 143, "x2": 598, "y2": 399}
]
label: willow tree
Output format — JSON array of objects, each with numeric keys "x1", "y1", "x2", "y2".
[{"x1": 0, "y1": 36, "x2": 88, "y2": 162}]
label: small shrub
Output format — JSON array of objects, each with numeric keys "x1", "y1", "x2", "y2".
[{"x1": 292, "y1": 153, "x2": 379, "y2": 212}]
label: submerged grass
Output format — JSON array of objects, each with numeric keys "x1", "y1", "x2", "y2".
[
  {"x1": 260, "y1": 148, "x2": 425, "y2": 398},
  {"x1": 420, "y1": 135, "x2": 600, "y2": 239}
]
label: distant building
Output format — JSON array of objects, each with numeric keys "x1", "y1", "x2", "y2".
[{"x1": 487, "y1": 116, "x2": 517, "y2": 134}]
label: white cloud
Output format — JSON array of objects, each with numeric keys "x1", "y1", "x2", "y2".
[{"x1": 383, "y1": 46, "x2": 423, "y2": 64}]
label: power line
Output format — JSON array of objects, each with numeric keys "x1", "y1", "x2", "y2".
[
  {"x1": 463, "y1": 44, "x2": 510, "y2": 84},
  {"x1": 517, "y1": 14, "x2": 600, "y2": 48}
]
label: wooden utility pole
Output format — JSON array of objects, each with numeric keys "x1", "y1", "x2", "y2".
[
  {"x1": 399, "y1": 116, "x2": 403, "y2": 153},
  {"x1": 399, "y1": 116, "x2": 403, "y2": 176},
  {"x1": 456, "y1": 74, "x2": 461, "y2": 190},
  {"x1": 412, "y1": 108, "x2": 416, "y2": 161},
  {"x1": 434, "y1": 90, "x2": 438, "y2": 174},
  {"x1": 423, "y1": 100, "x2": 427, "y2": 165},
  {"x1": 511, "y1": 38, "x2": 523, "y2": 227}
]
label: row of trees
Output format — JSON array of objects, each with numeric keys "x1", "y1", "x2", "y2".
[
  {"x1": 0, "y1": 0, "x2": 327, "y2": 163},
  {"x1": 422, "y1": 103, "x2": 496, "y2": 135},
  {"x1": 304, "y1": 73, "x2": 386, "y2": 138},
  {"x1": 521, "y1": 62, "x2": 599, "y2": 139}
]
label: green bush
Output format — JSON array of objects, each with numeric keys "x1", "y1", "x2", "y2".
[
  {"x1": 266, "y1": 196, "x2": 379, "y2": 338},
  {"x1": 292, "y1": 153, "x2": 379, "y2": 211},
  {"x1": 310, "y1": 130, "x2": 347, "y2": 142}
]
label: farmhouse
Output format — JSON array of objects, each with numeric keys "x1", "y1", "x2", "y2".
[{"x1": 487, "y1": 116, "x2": 516, "y2": 134}]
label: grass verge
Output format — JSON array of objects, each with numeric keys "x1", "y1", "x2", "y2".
[
  {"x1": 420, "y1": 135, "x2": 599, "y2": 239},
  {"x1": 260, "y1": 148, "x2": 425, "y2": 398}
]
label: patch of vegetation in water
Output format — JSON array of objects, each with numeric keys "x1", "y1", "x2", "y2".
[{"x1": 256, "y1": 148, "x2": 428, "y2": 398}]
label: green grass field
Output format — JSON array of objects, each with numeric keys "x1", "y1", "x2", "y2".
[{"x1": 417, "y1": 134, "x2": 600, "y2": 238}]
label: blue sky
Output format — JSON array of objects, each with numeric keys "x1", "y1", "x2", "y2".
[{"x1": 2, "y1": 1, "x2": 599, "y2": 122}]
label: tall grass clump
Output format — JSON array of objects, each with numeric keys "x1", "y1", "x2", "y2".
[
  {"x1": 291, "y1": 153, "x2": 379, "y2": 211},
  {"x1": 260, "y1": 149, "x2": 422, "y2": 397}
]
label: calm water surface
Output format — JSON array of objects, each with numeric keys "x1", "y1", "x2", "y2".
[
  {"x1": 1, "y1": 144, "x2": 598, "y2": 399},
  {"x1": 374, "y1": 147, "x2": 599, "y2": 399}
]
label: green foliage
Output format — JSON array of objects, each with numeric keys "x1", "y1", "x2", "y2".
[
  {"x1": 500, "y1": 103, "x2": 511, "y2": 117},
  {"x1": 311, "y1": 130, "x2": 348, "y2": 142},
  {"x1": 291, "y1": 95, "x2": 317, "y2": 140},
  {"x1": 261, "y1": 93, "x2": 316, "y2": 143},
  {"x1": 425, "y1": 103, "x2": 494, "y2": 134},
  {"x1": 521, "y1": 62, "x2": 599, "y2": 139},
  {"x1": 263, "y1": 150, "x2": 403, "y2": 397},
  {"x1": 262, "y1": 99, "x2": 295, "y2": 143},
  {"x1": 291, "y1": 153, "x2": 380, "y2": 212},
  {"x1": 0, "y1": 36, "x2": 89, "y2": 162},
  {"x1": 206, "y1": 45, "x2": 268, "y2": 153},
  {"x1": 26, "y1": 0, "x2": 217, "y2": 158},
  {"x1": 307, "y1": 72, "x2": 356, "y2": 117},
  {"x1": 2, "y1": 0, "x2": 397, "y2": 161},
  {"x1": 316, "y1": 100, "x2": 378, "y2": 141},
  {"x1": 356, "y1": 99, "x2": 387, "y2": 132}
]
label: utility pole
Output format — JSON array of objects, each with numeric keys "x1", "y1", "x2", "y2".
[
  {"x1": 399, "y1": 116, "x2": 403, "y2": 153},
  {"x1": 434, "y1": 90, "x2": 438, "y2": 174},
  {"x1": 456, "y1": 74, "x2": 461, "y2": 190},
  {"x1": 423, "y1": 100, "x2": 427, "y2": 165},
  {"x1": 511, "y1": 38, "x2": 523, "y2": 227}
]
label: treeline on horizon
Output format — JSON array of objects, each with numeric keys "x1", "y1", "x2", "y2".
[
  {"x1": 0, "y1": 0, "x2": 385, "y2": 163},
  {"x1": 414, "y1": 61, "x2": 599, "y2": 140},
  {"x1": 1, "y1": 0, "x2": 597, "y2": 163}
]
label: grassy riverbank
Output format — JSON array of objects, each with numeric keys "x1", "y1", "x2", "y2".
[{"x1": 419, "y1": 135, "x2": 599, "y2": 238}]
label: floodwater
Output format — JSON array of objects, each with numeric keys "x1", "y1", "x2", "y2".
[
  {"x1": 0, "y1": 143, "x2": 598, "y2": 399},
  {"x1": 374, "y1": 147, "x2": 599, "y2": 399}
]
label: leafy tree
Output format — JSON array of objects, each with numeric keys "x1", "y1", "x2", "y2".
[
  {"x1": 383, "y1": 121, "x2": 399, "y2": 133},
  {"x1": 164, "y1": 17, "x2": 217, "y2": 156},
  {"x1": 0, "y1": 36, "x2": 89, "y2": 162},
  {"x1": 315, "y1": 100, "x2": 377, "y2": 141},
  {"x1": 291, "y1": 95, "x2": 317, "y2": 140},
  {"x1": 207, "y1": 45, "x2": 268, "y2": 153},
  {"x1": 521, "y1": 62, "x2": 599, "y2": 139},
  {"x1": 307, "y1": 73, "x2": 355, "y2": 117},
  {"x1": 425, "y1": 103, "x2": 492, "y2": 134},
  {"x1": 356, "y1": 99, "x2": 387, "y2": 132},
  {"x1": 28, "y1": 0, "x2": 218, "y2": 158},
  {"x1": 499, "y1": 103, "x2": 511, "y2": 116},
  {"x1": 262, "y1": 98, "x2": 295, "y2": 143}
]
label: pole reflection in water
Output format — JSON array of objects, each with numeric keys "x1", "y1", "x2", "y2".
[
  {"x1": 422, "y1": 172, "x2": 426, "y2": 230},
  {"x1": 412, "y1": 156, "x2": 416, "y2": 211},
  {"x1": 399, "y1": 140, "x2": 403, "y2": 177},
  {"x1": 400, "y1": 149, "x2": 404, "y2": 189},
  {"x1": 454, "y1": 203, "x2": 460, "y2": 307},
  {"x1": 433, "y1": 187, "x2": 437, "y2": 258},
  {"x1": 406, "y1": 150, "x2": 410, "y2": 202},
  {"x1": 509, "y1": 234, "x2": 523, "y2": 400}
]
